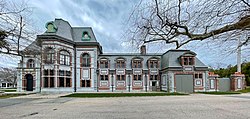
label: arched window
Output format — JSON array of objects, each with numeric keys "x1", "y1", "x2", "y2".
[
  {"x1": 82, "y1": 31, "x2": 91, "y2": 41},
  {"x1": 81, "y1": 53, "x2": 91, "y2": 67},
  {"x1": 44, "y1": 47, "x2": 55, "y2": 63},
  {"x1": 27, "y1": 59, "x2": 35, "y2": 68},
  {"x1": 60, "y1": 50, "x2": 70, "y2": 65}
]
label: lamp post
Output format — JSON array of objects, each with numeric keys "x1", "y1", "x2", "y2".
[
  {"x1": 128, "y1": 73, "x2": 131, "y2": 92},
  {"x1": 145, "y1": 73, "x2": 147, "y2": 92},
  {"x1": 111, "y1": 73, "x2": 114, "y2": 92}
]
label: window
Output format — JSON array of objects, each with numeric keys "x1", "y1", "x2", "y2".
[
  {"x1": 59, "y1": 70, "x2": 64, "y2": 76},
  {"x1": 66, "y1": 78, "x2": 71, "y2": 87},
  {"x1": 196, "y1": 80, "x2": 201, "y2": 85},
  {"x1": 133, "y1": 75, "x2": 141, "y2": 81},
  {"x1": 44, "y1": 77, "x2": 48, "y2": 88},
  {"x1": 100, "y1": 75, "x2": 109, "y2": 80},
  {"x1": 210, "y1": 79, "x2": 215, "y2": 89},
  {"x1": 195, "y1": 73, "x2": 203, "y2": 86},
  {"x1": 44, "y1": 70, "x2": 48, "y2": 75},
  {"x1": 117, "y1": 75, "x2": 125, "y2": 80},
  {"x1": 66, "y1": 71, "x2": 71, "y2": 76},
  {"x1": 132, "y1": 60, "x2": 142, "y2": 68},
  {"x1": 100, "y1": 60, "x2": 109, "y2": 68},
  {"x1": 237, "y1": 78, "x2": 241, "y2": 89},
  {"x1": 183, "y1": 57, "x2": 194, "y2": 65},
  {"x1": 150, "y1": 75, "x2": 158, "y2": 80},
  {"x1": 59, "y1": 77, "x2": 64, "y2": 87},
  {"x1": 44, "y1": 47, "x2": 55, "y2": 63},
  {"x1": 81, "y1": 53, "x2": 91, "y2": 67},
  {"x1": 82, "y1": 31, "x2": 91, "y2": 41},
  {"x1": 27, "y1": 59, "x2": 35, "y2": 68},
  {"x1": 2, "y1": 83, "x2": 6, "y2": 87},
  {"x1": 58, "y1": 70, "x2": 71, "y2": 87},
  {"x1": 195, "y1": 73, "x2": 202, "y2": 79},
  {"x1": 116, "y1": 60, "x2": 125, "y2": 68},
  {"x1": 149, "y1": 60, "x2": 158, "y2": 68},
  {"x1": 60, "y1": 50, "x2": 70, "y2": 65},
  {"x1": 50, "y1": 77, "x2": 54, "y2": 87},
  {"x1": 43, "y1": 70, "x2": 55, "y2": 88},
  {"x1": 45, "y1": 21, "x2": 57, "y2": 33},
  {"x1": 81, "y1": 80, "x2": 91, "y2": 87}
]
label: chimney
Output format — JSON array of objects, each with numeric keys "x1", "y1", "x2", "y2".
[{"x1": 140, "y1": 45, "x2": 146, "y2": 55}]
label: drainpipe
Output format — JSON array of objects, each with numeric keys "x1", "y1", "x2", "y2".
[
  {"x1": 167, "y1": 74, "x2": 170, "y2": 93},
  {"x1": 39, "y1": 55, "x2": 42, "y2": 93},
  {"x1": 145, "y1": 73, "x2": 147, "y2": 92},
  {"x1": 97, "y1": 72, "x2": 99, "y2": 92},
  {"x1": 111, "y1": 73, "x2": 114, "y2": 92},
  {"x1": 128, "y1": 73, "x2": 130, "y2": 92},
  {"x1": 74, "y1": 44, "x2": 76, "y2": 92}
]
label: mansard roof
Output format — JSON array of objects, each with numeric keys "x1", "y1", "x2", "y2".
[
  {"x1": 100, "y1": 53, "x2": 162, "y2": 56},
  {"x1": 161, "y1": 49, "x2": 207, "y2": 69},
  {"x1": 41, "y1": 18, "x2": 98, "y2": 42}
]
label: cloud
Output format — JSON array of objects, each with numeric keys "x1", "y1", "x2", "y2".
[
  {"x1": 28, "y1": 0, "x2": 140, "y2": 53},
  {"x1": 2, "y1": 0, "x2": 245, "y2": 68}
]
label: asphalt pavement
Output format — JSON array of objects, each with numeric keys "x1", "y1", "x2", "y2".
[{"x1": 0, "y1": 93, "x2": 250, "y2": 119}]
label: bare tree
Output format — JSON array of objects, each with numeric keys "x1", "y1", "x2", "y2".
[
  {"x1": 0, "y1": 0, "x2": 37, "y2": 57},
  {"x1": 0, "y1": 67, "x2": 17, "y2": 87},
  {"x1": 128, "y1": 0, "x2": 250, "y2": 49}
]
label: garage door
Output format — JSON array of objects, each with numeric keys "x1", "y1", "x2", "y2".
[
  {"x1": 218, "y1": 78, "x2": 230, "y2": 92},
  {"x1": 176, "y1": 75, "x2": 193, "y2": 93}
]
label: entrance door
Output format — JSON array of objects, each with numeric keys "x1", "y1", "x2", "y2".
[
  {"x1": 176, "y1": 75, "x2": 193, "y2": 93},
  {"x1": 152, "y1": 81, "x2": 157, "y2": 91},
  {"x1": 26, "y1": 74, "x2": 33, "y2": 91}
]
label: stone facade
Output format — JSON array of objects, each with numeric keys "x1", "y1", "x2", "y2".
[{"x1": 17, "y1": 18, "x2": 216, "y2": 93}]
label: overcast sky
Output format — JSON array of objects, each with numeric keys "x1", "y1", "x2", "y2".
[{"x1": 1, "y1": 0, "x2": 248, "y2": 68}]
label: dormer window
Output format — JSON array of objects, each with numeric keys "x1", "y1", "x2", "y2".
[
  {"x1": 116, "y1": 60, "x2": 125, "y2": 68},
  {"x1": 183, "y1": 57, "x2": 194, "y2": 65},
  {"x1": 82, "y1": 31, "x2": 91, "y2": 41},
  {"x1": 99, "y1": 58, "x2": 109, "y2": 68},
  {"x1": 45, "y1": 21, "x2": 57, "y2": 33},
  {"x1": 180, "y1": 51, "x2": 196, "y2": 66},
  {"x1": 132, "y1": 57, "x2": 143, "y2": 68},
  {"x1": 148, "y1": 59, "x2": 159, "y2": 68},
  {"x1": 132, "y1": 60, "x2": 142, "y2": 68}
]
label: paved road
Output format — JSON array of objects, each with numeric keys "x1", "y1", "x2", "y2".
[{"x1": 0, "y1": 93, "x2": 250, "y2": 119}]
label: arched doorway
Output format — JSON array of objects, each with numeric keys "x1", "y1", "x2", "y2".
[{"x1": 25, "y1": 74, "x2": 33, "y2": 91}]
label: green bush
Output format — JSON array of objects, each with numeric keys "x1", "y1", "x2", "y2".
[{"x1": 198, "y1": 92, "x2": 241, "y2": 95}]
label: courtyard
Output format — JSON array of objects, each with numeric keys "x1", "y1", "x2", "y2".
[{"x1": 0, "y1": 93, "x2": 250, "y2": 119}]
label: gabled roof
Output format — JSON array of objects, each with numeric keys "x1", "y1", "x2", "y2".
[{"x1": 21, "y1": 39, "x2": 42, "y2": 55}]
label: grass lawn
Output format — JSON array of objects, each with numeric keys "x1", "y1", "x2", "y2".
[
  {"x1": 198, "y1": 92, "x2": 241, "y2": 95},
  {"x1": 0, "y1": 94, "x2": 26, "y2": 99},
  {"x1": 237, "y1": 87, "x2": 250, "y2": 93},
  {"x1": 0, "y1": 89, "x2": 17, "y2": 92},
  {"x1": 62, "y1": 92, "x2": 188, "y2": 98}
]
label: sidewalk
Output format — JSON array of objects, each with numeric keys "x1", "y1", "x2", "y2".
[{"x1": 11, "y1": 93, "x2": 71, "y2": 99}]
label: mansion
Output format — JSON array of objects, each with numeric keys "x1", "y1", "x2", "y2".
[{"x1": 16, "y1": 19, "x2": 246, "y2": 93}]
